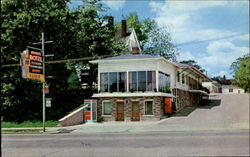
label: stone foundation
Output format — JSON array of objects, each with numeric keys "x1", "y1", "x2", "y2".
[
  {"x1": 96, "y1": 97, "x2": 165, "y2": 122},
  {"x1": 173, "y1": 88, "x2": 204, "y2": 111}
]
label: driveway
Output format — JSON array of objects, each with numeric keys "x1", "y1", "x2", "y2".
[
  {"x1": 157, "y1": 93, "x2": 249, "y2": 130},
  {"x1": 48, "y1": 93, "x2": 249, "y2": 133}
]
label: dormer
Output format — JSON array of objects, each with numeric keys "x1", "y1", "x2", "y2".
[{"x1": 115, "y1": 20, "x2": 142, "y2": 54}]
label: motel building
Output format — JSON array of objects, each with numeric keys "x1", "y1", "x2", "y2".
[{"x1": 89, "y1": 50, "x2": 212, "y2": 122}]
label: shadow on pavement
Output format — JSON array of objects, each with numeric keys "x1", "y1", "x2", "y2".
[
  {"x1": 171, "y1": 99, "x2": 221, "y2": 117},
  {"x1": 198, "y1": 99, "x2": 221, "y2": 109},
  {"x1": 57, "y1": 129, "x2": 76, "y2": 133},
  {"x1": 172, "y1": 106, "x2": 196, "y2": 117}
]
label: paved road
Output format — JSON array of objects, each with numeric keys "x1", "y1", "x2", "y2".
[{"x1": 2, "y1": 130, "x2": 249, "y2": 157}]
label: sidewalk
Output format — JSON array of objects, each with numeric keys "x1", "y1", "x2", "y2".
[
  {"x1": 45, "y1": 120, "x2": 249, "y2": 134},
  {"x1": 2, "y1": 121, "x2": 249, "y2": 134}
]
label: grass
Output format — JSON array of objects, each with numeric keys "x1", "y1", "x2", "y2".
[
  {"x1": 2, "y1": 129, "x2": 42, "y2": 133},
  {"x1": 1, "y1": 120, "x2": 58, "y2": 128}
]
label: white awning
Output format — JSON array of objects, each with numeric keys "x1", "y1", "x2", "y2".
[{"x1": 92, "y1": 92, "x2": 174, "y2": 98}]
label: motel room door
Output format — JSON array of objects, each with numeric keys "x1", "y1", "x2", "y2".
[
  {"x1": 116, "y1": 102, "x2": 124, "y2": 121},
  {"x1": 131, "y1": 102, "x2": 140, "y2": 121}
]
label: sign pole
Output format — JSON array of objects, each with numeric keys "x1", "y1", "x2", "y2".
[{"x1": 42, "y1": 32, "x2": 46, "y2": 133}]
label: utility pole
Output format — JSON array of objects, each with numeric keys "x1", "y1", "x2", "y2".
[{"x1": 42, "y1": 32, "x2": 46, "y2": 133}]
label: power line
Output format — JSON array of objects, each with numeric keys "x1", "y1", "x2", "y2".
[
  {"x1": 1, "y1": 54, "x2": 116, "y2": 68},
  {"x1": 2, "y1": 33, "x2": 247, "y2": 68},
  {"x1": 174, "y1": 33, "x2": 246, "y2": 47}
]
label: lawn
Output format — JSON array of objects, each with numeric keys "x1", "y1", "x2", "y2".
[
  {"x1": 2, "y1": 129, "x2": 42, "y2": 133},
  {"x1": 2, "y1": 120, "x2": 58, "y2": 128}
]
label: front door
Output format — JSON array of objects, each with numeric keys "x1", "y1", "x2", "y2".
[
  {"x1": 116, "y1": 102, "x2": 124, "y2": 121},
  {"x1": 131, "y1": 102, "x2": 140, "y2": 121},
  {"x1": 164, "y1": 97, "x2": 172, "y2": 114}
]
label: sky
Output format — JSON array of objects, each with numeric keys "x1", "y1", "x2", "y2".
[{"x1": 68, "y1": 0, "x2": 249, "y2": 79}]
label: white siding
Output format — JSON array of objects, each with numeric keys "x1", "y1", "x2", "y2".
[
  {"x1": 96, "y1": 58, "x2": 206, "y2": 92},
  {"x1": 222, "y1": 88, "x2": 245, "y2": 94},
  {"x1": 98, "y1": 60, "x2": 157, "y2": 72}
]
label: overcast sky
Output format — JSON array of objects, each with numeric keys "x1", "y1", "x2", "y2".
[{"x1": 68, "y1": 0, "x2": 249, "y2": 79}]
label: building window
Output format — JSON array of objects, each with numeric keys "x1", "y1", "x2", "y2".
[
  {"x1": 129, "y1": 71, "x2": 156, "y2": 92},
  {"x1": 109, "y1": 72, "x2": 117, "y2": 92},
  {"x1": 138, "y1": 71, "x2": 146, "y2": 91},
  {"x1": 145, "y1": 101, "x2": 153, "y2": 115},
  {"x1": 182, "y1": 74, "x2": 185, "y2": 84},
  {"x1": 100, "y1": 72, "x2": 126, "y2": 92},
  {"x1": 102, "y1": 101, "x2": 112, "y2": 115},
  {"x1": 100, "y1": 73, "x2": 108, "y2": 92},
  {"x1": 147, "y1": 71, "x2": 156, "y2": 91},
  {"x1": 229, "y1": 89, "x2": 233, "y2": 93},
  {"x1": 118, "y1": 72, "x2": 126, "y2": 92},
  {"x1": 177, "y1": 71, "x2": 180, "y2": 82},
  {"x1": 158, "y1": 71, "x2": 171, "y2": 93}
]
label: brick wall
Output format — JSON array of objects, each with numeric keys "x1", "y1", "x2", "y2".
[
  {"x1": 173, "y1": 88, "x2": 203, "y2": 111},
  {"x1": 58, "y1": 107, "x2": 85, "y2": 127},
  {"x1": 96, "y1": 97, "x2": 164, "y2": 122}
]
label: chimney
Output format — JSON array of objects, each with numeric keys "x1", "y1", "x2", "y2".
[
  {"x1": 121, "y1": 20, "x2": 127, "y2": 38},
  {"x1": 131, "y1": 47, "x2": 140, "y2": 54},
  {"x1": 106, "y1": 16, "x2": 114, "y2": 29}
]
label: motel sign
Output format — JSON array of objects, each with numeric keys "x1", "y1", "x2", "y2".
[{"x1": 21, "y1": 47, "x2": 45, "y2": 82}]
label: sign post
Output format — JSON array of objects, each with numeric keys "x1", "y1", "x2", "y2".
[
  {"x1": 42, "y1": 32, "x2": 46, "y2": 133},
  {"x1": 21, "y1": 32, "x2": 51, "y2": 133}
]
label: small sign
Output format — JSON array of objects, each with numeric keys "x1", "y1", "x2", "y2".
[
  {"x1": 124, "y1": 99, "x2": 129, "y2": 105},
  {"x1": 46, "y1": 98, "x2": 52, "y2": 107},
  {"x1": 44, "y1": 85, "x2": 49, "y2": 94}
]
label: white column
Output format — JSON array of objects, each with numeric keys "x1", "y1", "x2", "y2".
[
  {"x1": 98, "y1": 70, "x2": 100, "y2": 92},
  {"x1": 126, "y1": 71, "x2": 129, "y2": 92},
  {"x1": 156, "y1": 70, "x2": 159, "y2": 92}
]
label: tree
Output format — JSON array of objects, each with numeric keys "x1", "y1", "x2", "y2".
[
  {"x1": 230, "y1": 54, "x2": 250, "y2": 92},
  {"x1": 116, "y1": 12, "x2": 177, "y2": 60},
  {"x1": 1, "y1": 0, "x2": 125, "y2": 122},
  {"x1": 179, "y1": 60, "x2": 205, "y2": 73}
]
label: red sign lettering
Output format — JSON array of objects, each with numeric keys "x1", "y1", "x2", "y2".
[{"x1": 30, "y1": 55, "x2": 42, "y2": 62}]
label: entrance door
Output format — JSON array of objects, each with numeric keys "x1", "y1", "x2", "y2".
[
  {"x1": 131, "y1": 102, "x2": 140, "y2": 121},
  {"x1": 116, "y1": 102, "x2": 124, "y2": 121},
  {"x1": 164, "y1": 97, "x2": 172, "y2": 114}
]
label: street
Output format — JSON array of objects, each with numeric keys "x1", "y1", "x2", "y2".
[{"x1": 2, "y1": 130, "x2": 249, "y2": 157}]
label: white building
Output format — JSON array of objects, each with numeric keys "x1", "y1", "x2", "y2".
[
  {"x1": 202, "y1": 81, "x2": 220, "y2": 93},
  {"x1": 89, "y1": 53, "x2": 211, "y2": 121},
  {"x1": 222, "y1": 85, "x2": 245, "y2": 94}
]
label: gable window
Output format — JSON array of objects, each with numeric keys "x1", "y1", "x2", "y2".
[
  {"x1": 229, "y1": 89, "x2": 233, "y2": 93},
  {"x1": 100, "y1": 72, "x2": 126, "y2": 92},
  {"x1": 145, "y1": 101, "x2": 153, "y2": 115},
  {"x1": 129, "y1": 71, "x2": 156, "y2": 92},
  {"x1": 102, "y1": 101, "x2": 112, "y2": 115},
  {"x1": 158, "y1": 71, "x2": 171, "y2": 93}
]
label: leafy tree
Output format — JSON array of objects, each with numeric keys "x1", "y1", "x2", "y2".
[
  {"x1": 179, "y1": 60, "x2": 205, "y2": 73},
  {"x1": 1, "y1": 0, "x2": 125, "y2": 122},
  {"x1": 230, "y1": 54, "x2": 250, "y2": 92},
  {"x1": 116, "y1": 12, "x2": 177, "y2": 60}
]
